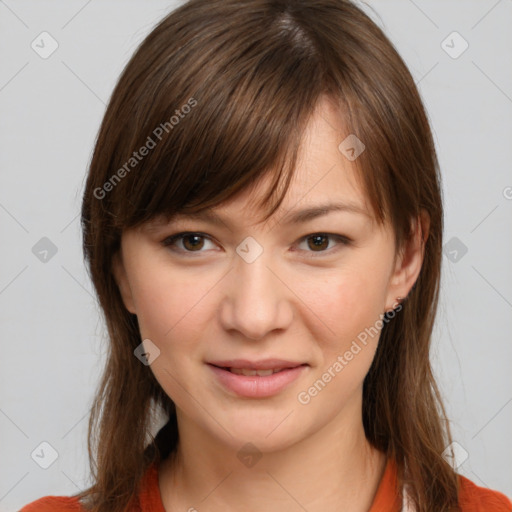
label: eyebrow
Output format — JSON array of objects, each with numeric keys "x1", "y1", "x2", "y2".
[
  {"x1": 166, "y1": 201, "x2": 371, "y2": 227},
  {"x1": 280, "y1": 201, "x2": 371, "y2": 224}
]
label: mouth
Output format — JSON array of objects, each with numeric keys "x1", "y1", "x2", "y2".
[
  {"x1": 212, "y1": 364, "x2": 305, "y2": 377},
  {"x1": 222, "y1": 367, "x2": 291, "y2": 376},
  {"x1": 206, "y1": 359, "x2": 309, "y2": 398}
]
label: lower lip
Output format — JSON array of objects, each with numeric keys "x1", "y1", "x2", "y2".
[{"x1": 207, "y1": 364, "x2": 307, "y2": 398}]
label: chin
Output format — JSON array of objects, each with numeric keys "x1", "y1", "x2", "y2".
[{"x1": 213, "y1": 411, "x2": 309, "y2": 453}]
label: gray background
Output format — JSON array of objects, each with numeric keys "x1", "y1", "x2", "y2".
[{"x1": 1, "y1": 0, "x2": 511, "y2": 510}]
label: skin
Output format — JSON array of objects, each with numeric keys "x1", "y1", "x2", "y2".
[{"x1": 113, "y1": 96, "x2": 429, "y2": 511}]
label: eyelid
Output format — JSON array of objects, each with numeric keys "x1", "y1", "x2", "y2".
[
  {"x1": 160, "y1": 231, "x2": 352, "y2": 256},
  {"x1": 161, "y1": 231, "x2": 218, "y2": 254},
  {"x1": 294, "y1": 233, "x2": 351, "y2": 258}
]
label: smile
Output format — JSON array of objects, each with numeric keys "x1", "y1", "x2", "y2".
[
  {"x1": 228, "y1": 367, "x2": 285, "y2": 376},
  {"x1": 207, "y1": 361, "x2": 308, "y2": 398}
]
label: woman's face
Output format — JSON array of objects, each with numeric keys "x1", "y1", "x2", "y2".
[{"x1": 113, "y1": 96, "x2": 425, "y2": 453}]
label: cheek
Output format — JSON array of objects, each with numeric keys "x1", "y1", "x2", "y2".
[
  {"x1": 128, "y1": 260, "x2": 214, "y2": 348},
  {"x1": 128, "y1": 264, "x2": 219, "y2": 405},
  {"x1": 294, "y1": 269, "x2": 389, "y2": 415},
  {"x1": 302, "y1": 263, "x2": 390, "y2": 352}
]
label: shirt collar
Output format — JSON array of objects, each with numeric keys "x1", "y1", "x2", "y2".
[{"x1": 139, "y1": 455, "x2": 406, "y2": 511}]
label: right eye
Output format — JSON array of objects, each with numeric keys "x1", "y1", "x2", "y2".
[{"x1": 161, "y1": 232, "x2": 218, "y2": 254}]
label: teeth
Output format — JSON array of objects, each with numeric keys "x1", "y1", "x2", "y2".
[{"x1": 230, "y1": 368, "x2": 282, "y2": 376}]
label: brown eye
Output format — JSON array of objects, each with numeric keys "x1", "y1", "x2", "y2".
[
  {"x1": 161, "y1": 232, "x2": 216, "y2": 253},
  {"x1": 295, "y1": 233, "x2": 351, "y2": 258},
  {"x1": 306, "y1": 235, "x2": 330, "y2": 251},
  {"x1": 181, "y1": 234, "x2": 205, "y2": 251}
]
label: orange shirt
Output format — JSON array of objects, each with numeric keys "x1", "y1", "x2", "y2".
[{"x1": 20, "y1": 457, "x2": 512, "y2": 511}]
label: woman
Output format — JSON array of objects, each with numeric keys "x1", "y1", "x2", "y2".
[{"x1": 21, "y1": 0, "x2": 512, "y2": 511}]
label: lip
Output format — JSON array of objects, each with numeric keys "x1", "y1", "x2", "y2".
[
  {"x1": 207, "y1": 360, "x2": 308, "y2": 398},
  {"x1": 207, "y1": 359, "x2": 305, "y2": 371}
]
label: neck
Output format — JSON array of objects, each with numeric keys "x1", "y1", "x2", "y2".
[{"x1": 159, "y1": 400, "x2": 387, "y2": 512}]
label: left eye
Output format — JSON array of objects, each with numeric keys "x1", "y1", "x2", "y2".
[
  {"x1": 295, "y1": 233, "x2": 350, "y2": 257},
  {"x1": 161, "y1": 232, "x2": 351, "y2": 257}
]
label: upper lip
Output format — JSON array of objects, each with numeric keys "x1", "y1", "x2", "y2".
[{"x1": 207, "y1": 359, "x2": 307, "y2": 370}]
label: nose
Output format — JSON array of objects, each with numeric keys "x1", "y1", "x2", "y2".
[{"x1": 218, "y1": 250, "x2": 293, "y2": 341}]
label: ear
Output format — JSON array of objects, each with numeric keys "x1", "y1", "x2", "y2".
[
  {"x1": 384, "y1": 209, "x2": 430, "y2": 312},
  {"x1": 112, "y1": 250, "x2": 137, "y2": 314}
]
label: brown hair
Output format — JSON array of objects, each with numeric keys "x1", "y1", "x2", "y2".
[{"x1": 78, "y1": 0, "x2": 460, "y2": 510}]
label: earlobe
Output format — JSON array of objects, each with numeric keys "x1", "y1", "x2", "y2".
[
  {"x1": 112, "y1": 251, "x2": 137, "y2": 314},
  {"x1": 385, "y1": 210, "x2": 430, "y2": 311}
]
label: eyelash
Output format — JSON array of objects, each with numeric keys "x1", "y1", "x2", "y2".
[{"x1": 160, "y1": 232, "x2": 351, "y2": 258}]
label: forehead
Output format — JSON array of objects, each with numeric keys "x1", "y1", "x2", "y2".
[
  {"x1": 145, "y1": 96, "x2": 375, "y2": 231},
  {"x1": 215, "y1": 97, "x2": 371, "y2": 220}
]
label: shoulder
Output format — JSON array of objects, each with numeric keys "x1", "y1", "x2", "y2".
[
  {"x1": 19, "y1": 495, "x2": 84, "y2": 511},
  {"x1": 458, "y1": 474, "x2": 512, "y2": 511}
]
